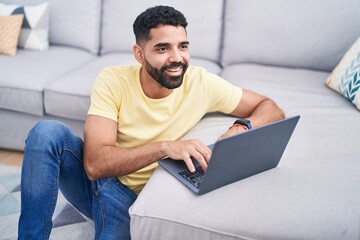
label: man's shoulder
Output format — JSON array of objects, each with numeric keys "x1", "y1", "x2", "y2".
[
  {"x1": 186, "y1": 65, "x2": 206, "y2": 74},
  {"x1": 94, "y1": 64, "x2": 140, "y2": 90},
  {"x1": 100, "y1": 63, "x2": 140, "y2": 76},
  {"x1": 96, "y1": 64, "x2": 140, "y2": 84}
]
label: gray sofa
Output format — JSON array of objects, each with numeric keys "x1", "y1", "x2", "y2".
[{"x1": 1, "y1": 0, "x2": 360, "y2": 239}]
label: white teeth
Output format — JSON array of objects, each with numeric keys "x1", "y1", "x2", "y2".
[{"x1": 167, "y1": 67, "x2": 181, "y2": 72}]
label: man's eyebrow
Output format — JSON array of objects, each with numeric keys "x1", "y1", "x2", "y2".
[
  {"x1": 153, "y1": 41, "x2": 190, "y2": 48},
  {"x1": 153, "y1": 42, "x2": 169, "y2": 48}
]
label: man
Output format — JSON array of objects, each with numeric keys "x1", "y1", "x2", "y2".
[{"x1": 18, "y1": 5, "x2": 284, "y2": 240}]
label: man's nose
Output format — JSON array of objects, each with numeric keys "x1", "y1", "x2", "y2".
[{"x1": 169, "y1": 49, "x2": 183, "y2": 62}]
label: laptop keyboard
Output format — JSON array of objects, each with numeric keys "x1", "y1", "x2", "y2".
[{"x1": 178, "y1": 166, "x2": 205, "y2": 189}]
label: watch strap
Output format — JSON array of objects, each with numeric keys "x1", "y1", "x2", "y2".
[{"x1": 233, "y1": 118, "x2": 252, "y2": 130}]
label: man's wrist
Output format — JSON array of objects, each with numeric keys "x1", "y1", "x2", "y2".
[
  {"x1": 158, "y1": 141, "x2": 171, "y2": 158},
  {"x1": 228, "y1": 123, "x2": 248, "y2": 131},
  {"x1": 232, "y1": 118, "x2": 252, "y2": 130}
]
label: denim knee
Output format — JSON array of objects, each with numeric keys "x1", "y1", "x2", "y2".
[{"x1": 25, "y1": 120, "x2": 74, "y2": 151}]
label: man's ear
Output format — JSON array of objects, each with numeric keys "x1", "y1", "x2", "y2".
[{"x1": 133, "y1": 44, "x2": 144, "y2": 64}]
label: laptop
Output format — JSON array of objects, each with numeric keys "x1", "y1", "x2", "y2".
[{"x1": 158, "y1": 115, "x2": 300, "y2": 195}]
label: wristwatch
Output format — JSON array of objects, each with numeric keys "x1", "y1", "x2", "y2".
[{"x1": 233, "y1": 118, "x2": 252, "y2": 130}]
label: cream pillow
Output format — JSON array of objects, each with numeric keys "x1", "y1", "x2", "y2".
[
  {"x1": 0, "y1": 2, "x2": 49, "y2": 51},
  {"x1": 326, "y1": 38, "x2": 360, "y2": 111},
  {"x1": 0, "y1": 15, "x2": 24, "y2": 56}
]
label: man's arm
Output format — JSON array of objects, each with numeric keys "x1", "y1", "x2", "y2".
[
  {"x1": 83, "y1": 115, "x2": 211, "y2": 180},
  {"x1": 219, "y1": 89, "x2": 285, "y2": 139}
]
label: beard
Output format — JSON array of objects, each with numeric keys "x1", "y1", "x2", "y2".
[{"x1": 144, "y1": 58, "x2": 188, "y2": 89}]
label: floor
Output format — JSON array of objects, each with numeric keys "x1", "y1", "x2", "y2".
[
  {"x1": 0, "y1": 149, "x2": 23, "y2": 166},
  {"x1": 0, "y1": 149, "x2": 94, "y2": 239}
]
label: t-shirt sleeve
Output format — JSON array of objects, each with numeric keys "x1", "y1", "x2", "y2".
[
  {"x1": 204, "y1": 71, "x2": 243, "y2": 114},
  {"x1": 87, "y1": 68, "x2": 122, "y2": 122}
]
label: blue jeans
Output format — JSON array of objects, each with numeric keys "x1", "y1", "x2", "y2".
[{"x1": 18, "y1": 120, "x2": 137, "y2": 240}]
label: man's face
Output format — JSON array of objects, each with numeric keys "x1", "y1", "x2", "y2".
[{"x1": 141, "y1": 25, "x2": 190, "y2": 89}]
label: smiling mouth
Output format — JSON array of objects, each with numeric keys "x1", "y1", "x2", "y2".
[
  {"x1": 165, "y1": 66, "x2": 183, "y2": 76},
  {"x1": 166, "y1": 66, "x2": 182, "y2": 72}
]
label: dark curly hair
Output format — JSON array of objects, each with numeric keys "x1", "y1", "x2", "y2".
[{"x1": 133, "y1": 5, "x2": 188, "y2": 44}]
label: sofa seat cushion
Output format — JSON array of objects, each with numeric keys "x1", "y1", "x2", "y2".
[
  {"x1": 190, "y1": 59, "x2": 222, "y2": 75},
  {"x1": 130, "y1": 111, "x2": 360, "y2": 239},
  {"x1": 130, "y1": 63, "x2": 360, "y2": 239},
  {"x1": 44, "y1": 53, "x2": 136, "y2": 121},
  {"x1": 132, "y1": 156, "x2": 360, "y2": 240},
  {"x1": 220, "y1": 64, "x2": 359, "y2": 116},
  {"x1": 131, "y1": 152, "x2": 360, "y2": 240},
  {"x1": 0, "y1": 46, "x2": 96, "y2": 116}
]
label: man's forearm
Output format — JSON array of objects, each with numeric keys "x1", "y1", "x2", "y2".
[
  {"x1": 246, "y1": 98, "x2": 285, "y2": 128},
  {"x1": 84, "y1": 141, "x2": 167, "y2": 181},
  {"x1": 84, "y1": 138, "x2": 212, "y2": 180}
]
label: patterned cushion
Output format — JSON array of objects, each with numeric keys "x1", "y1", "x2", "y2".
[
  {"x1": 326, "y1": 38, "x2": 360, "y2": 111},
  {"x1": 0, "y1": 15, "x2": 24, "y2": 56},
  {"x1": 0, "y1": 2, "x2": 49, "y2": 51}
]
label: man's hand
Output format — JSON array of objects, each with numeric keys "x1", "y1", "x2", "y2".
[
  {"x1": 217, "y1": 124, "x2": 248, "y2": 141},
  {"x1": 162, "y1": 139, "x2": 211, "y2": 173}
]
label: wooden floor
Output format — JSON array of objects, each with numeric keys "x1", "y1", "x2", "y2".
[{"x1": 0, "y1": 149, "x2": 24, "y2": 166}]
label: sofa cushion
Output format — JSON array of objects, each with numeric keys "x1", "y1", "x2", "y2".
[
  {"x1": 0, "y1": 15, "x2": 23, "y2": 56},
  {"x1": 0, "y1": 46, "x2": 95, "y2": 116},
  {"x1": 130, "y1": 64, "x2": 360, "y2": 240},
  {"x1": 48, "y1": 0, "x2": 101, "y2": 54},
  {"x1": 326, "y1": 38, "x2": 360, "y2": 111},
  {"x1": 0, "y1": 0, "x2": 102, "y2": 54},
  {"x1": 131, "y1": 152, "x2": 360, "y2": 240},
  {"x1": 190, "y1": 59, "x2": 222, "y2": 75},
  {"x1": 220, "y1": 64, "x2": 359, "y2": 115},
  {"x1": 44, "y1": 53, "x2": 136, "y2": 121},
  {"x1": 130, "y1": 85, "x2": 360, "y2": 239},
  {"x1": 221, "y1": 0, "x2": 360, "y2": 71},
  {"x1": 101, "y1": 0, "x2": 223, "y2": 62},
  {"x1": 0, "y1": 2, "x2": 49, "y2": 51}
]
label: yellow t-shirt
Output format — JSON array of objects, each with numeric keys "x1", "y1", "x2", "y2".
[{"x1": 88, "y1": 64, "x2": 243, "y2": 194}]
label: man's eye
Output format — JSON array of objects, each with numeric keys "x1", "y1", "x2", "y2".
[
  {"x1": 158, "y1": 47, "x2": 167, "y2": 52},
  {"x1": 181, "y1": 45, "x2": 188, "y2": 50}
]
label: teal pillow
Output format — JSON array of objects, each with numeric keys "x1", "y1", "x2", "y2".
[{"x1": 326, "y1": 38, "x2": 360, "y2": 111}]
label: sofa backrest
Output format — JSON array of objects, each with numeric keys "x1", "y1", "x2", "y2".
[
  {"x1": 222, "y1": 0, "x2": 360, "y2": 71},
  {"x1": 100, "y1": 0, "x2": 224, "y2": 63},
  {"x1": 0, "y1": 0, "x2": 101, "y2": 54}
]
